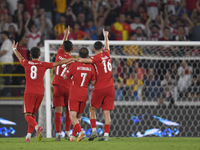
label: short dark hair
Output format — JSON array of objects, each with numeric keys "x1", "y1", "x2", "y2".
[
  {"x1": 79, "y1": 47, "x2": 89, "y2": 58},
  {"x1": 63, "y1": 40, "x2": 73, "y2": 52},
  {"x1": 163, "y1": 27, "x2": 170, "y2": 31},
  {"x1": 94, "y1": 41, "x2": 103, "y2": 51},
  {"x1": 30, "y1": 47, "x2": 40, "y2": 58}
]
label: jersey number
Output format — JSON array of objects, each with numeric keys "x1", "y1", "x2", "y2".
[
  {"x1": 56, "y1": 64, "x2": 67, "y2": 77},
  {"x1": 30, "y1": 66, "x2": 37, "y2": 79},
  {"x1": 102, "y1": 60, "x2": 112, "y2": 73},
  {"x1": 81, "y1": 73, "x2": 87, "y2": 87}
]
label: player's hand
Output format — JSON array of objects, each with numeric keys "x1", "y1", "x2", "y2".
[
  {"x1": 64, "y1": 26, "x2": 70, "y2": 35},
  {"x1": 103, "y1": 29, "x2": 109, "y2": 37},
  {"x1": 12, "y1": 41, "x2": 18, "y2": 49}
]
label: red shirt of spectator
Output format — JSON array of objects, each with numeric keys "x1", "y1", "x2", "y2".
[
  {"x1": 24, "y1": 0, "x2": 39, "y2": 17},
  {"x1": 68, "y1": 30, "x2": 85, "y2": 40}
]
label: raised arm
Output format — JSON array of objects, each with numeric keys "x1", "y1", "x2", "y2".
[
  {"x1": 103, "y1": 29, "x2": 109, "y2": 50},
  {"x1": 160, "y1": 12, "x2": 165, "y2": 31},
  {"x1": 61, "y1": 25, "x2": 70, "y2": 47},
  {"x1": 12, "y1": 41, "x2": 23, "y2": 62},
  {"x1": 53, "y1": 57, "x2": 74, "y2": 67},
  {"x1": 17, "y1": 12, "x2": 23, "y2": 36},
  {"x1": 24, "y1": 13, "x2": 31, "y2": 33},
  {"x1": 39, "y1": 14, "x2": 45, "y2": 34},
  {"x1": 183, "y1": 13, "x2": 194, "y2": 31},
  {"x1": 145, "y1": 14, "x2": 152, "y2": 33}
]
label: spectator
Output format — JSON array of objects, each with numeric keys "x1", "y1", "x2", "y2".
[
  {"x1": 145, "y1": 0, "x2": 160, "y2": 20},
  {"x1": 126, "y1": 72, "x2": 144, "y2": 100},
  {"x1": 176, "y1": 0, "x2": 190, "y2": 18},
  {"x1": 115, "y1": 80, "x2": 124, "y2": 101},
  {"x1": 111, "y1": 13, "x2": 131, "y2": 41},
  {"x1": 192, "y1": 14, "x2": 200, "y2": 41},
  {"x1": 173, "y1": 26, "x2": 189, "y2": 41},
  {"x1": 135, "y1": 27, "x2": 147, "y2": 41},
  {"x1": 53, "y1": 0, "x2": 67, "y2": 24},
  {"x1": 85, "y1": 20, "x2": 97, "y2": 40},
  {"x1": 0, "y1": 14, "x2": 6, "y2": 44},
  {"x1": 159, "y1": 27, "x2": 171, "y2": 41},
  {"x1": 65, "y1": 7, "x2": 77, "y2": 28},
  {"x1": 98, "y1": 25, "x2": 115, "y2": 40},
  {"x1": 134, "y1": 61, "x2": 145, "y2": 80},
  {"x1": 187, "y1": 75, "x2": 200, "y2": 100},
  {"x1": 23, "y1": 11, "x2": 35, "y2": 30},
  {"x1": 130, "y1": 15, "x2": 146, "y2": 32},
  {"x1": 163, "y1": 0, "x2": 179, "y2": 15},
  {"x1": 123, "y1": 32, "x2": 143, "y2": 66},
  {"x1": 34, "y1": 9, "x2": 53, "y2": 39},
  {"x1": 13, "y1": 0, "x2": 25, "y2": 23},
  {"x1": 92, "y1": 2, "x2": 110, "y2": 23},
  {"x1": 143, "y1": 68, "x2": 163, "y2": 101},
  {"x1": 40, "y1": 0, "x2": 53, "y2": 20},
  {"x1": 54, "y1": 14, "x2": 66, "y2": 39},
  {"x1": 0, "y1": 0, "x2": 9, "y2": 15},
  {"x1": 105, "y1": 0, "x2": 120, "y2": 25},
  {"x1": 126, "y1": 3, "x2": 138, "y2": 23},
  {"x1": 161, "y1": 70, "x2": 176, "y2": 101},
  {"x1": 77, "y1": 13, "x2": 88, "y2": 31},
  {"x1": 68, "y1": 22, "x2": 87, "y2": 40},
  {"x1": 25, "y1": 13, "x2": 45, "y2": 49},
  {"x1": 24, "y1": 0, "x2": 39, "y2": 17},
  {"x1": 178, "y1": 60, "x2": 192, "y2": 92},
  {"x1": 138, "y1": 5, "x2": 147, "y2": 22},
  {"x1": 70, "y1": 0, "x2": 84, "y2": 16},
  {"x1": 146, "y1": 14, "x2": 164, "y2": 41},
  {"x1": 4, "y1": 14, "x2": 18, "y2": 32},
  {"x1": 0, "y1": 31, "x2": 13, "y2": 96}
]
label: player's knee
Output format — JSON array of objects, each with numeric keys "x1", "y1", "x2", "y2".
[
  {"x1": 24, "y1": 113, "x2": 32, "y2": 118},
  {"x1": 55, "y1": 106, "x2": 62, "y2": 113},
  {"x1": 89, "y1": 106, "x2": 96, "y2": 112}
]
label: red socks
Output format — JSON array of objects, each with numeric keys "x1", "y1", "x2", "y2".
[
  {"x1": 90, "y1": 119, "x2": 96, "y2": 129},
  {"x1": 26, "y1": 115, "x2": 37, "y2": 129},
  {"x1": 72, "y1": 123, "x2": 82, "y2": 136},
  {"x1": 104, "y1": 124, "x2": 110, "y2": 134},
  {"x1": 27, "y1": 116, "x2": 36, "y2": 133},
  {"x1": 54, "y1": 112, "x2": 61, "y2": 133},
  {"x1": 65, "y1": 112, "x2": 71, "y2": 131}
]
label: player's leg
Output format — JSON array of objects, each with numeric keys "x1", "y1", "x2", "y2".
[
  {"x1": 64, "y1": 89, "x2": 71, "y2": 140},
  {"x1": 69, "y1": 100, "x2": 85, "y2": 142},
  {"x1": 25, "y1": 114, "x2": 36, "y2": 142},
  {"x1": 77, "y1": 113, "x2": 82, "y2": 125},
  {"x1": 54, "y1": 106, "x2": 63, "y2": 141},
  {"x1": 23, "y1": 94, "x2": 43, "y2": 142},
  {"x1": 53, "y1": 85, "x2": 65, "y2": 141},
  {"x1": 98, "y1": 86, "x2": 115, "y2": 141},
  {"x1": 88, "y1": 89, "x2": 103, "y2": 141},
  {"x1": 98, "y1": 110, "x2": 111, "y2": 141},
  {"x1": 64, "y1": 107, "x2": 71, "y2": 140}
]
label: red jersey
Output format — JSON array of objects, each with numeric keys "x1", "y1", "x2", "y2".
[
  {"x1": 65, "y1": 62, "x2": 96, "y2": 102},
  {"x1": 90, "y1": 49, "x2": 114, "y2": 89},
  {"x1": 16, "y1": 45, "x2": 28, "y2": 62},
  {"x1": 21, "y1": 59, "x2": 53, "y2": 95},
  {"x1": 52, "y1": 46, "x2": 72, "y2": 88}
]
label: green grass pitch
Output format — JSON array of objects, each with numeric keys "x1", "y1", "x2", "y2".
[{"x1": 0, "y1": 137, "x2": 199, "y2": 150}]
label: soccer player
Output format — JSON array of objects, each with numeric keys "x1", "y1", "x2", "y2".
[
  {"x1": 63, "y1": 47, "x2": 96, "y2": 142},
  {"x1": 77, "y1": 29, "x2": 115, "y2": 141},
  {"x1": 12, "y1": 41, "x2": 74, "y2": 142},
  {"x1": 52, "y1": 26, "x2": 73, "y2": 141}
]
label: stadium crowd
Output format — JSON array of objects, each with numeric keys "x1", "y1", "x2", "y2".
[{"x1": 0, "y1": 0, "x2": 200, "y2": 103}]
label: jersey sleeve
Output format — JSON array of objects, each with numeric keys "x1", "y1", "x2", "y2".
[
  {"x1": 90, "y1": 55, "x2": 101, "y2": 64},
  {"x1": 20, "y1": 58, "x2": 27, "y2": 67},
  {"x1": 91, "y1": 66, "x2": 96, "y2": 81},
  {"x1": 65, "y1": 64, "x2": 74, "y2": 78},
  {"x1": 43, "y1": 62, "x2": 53, "y2": 69}
]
